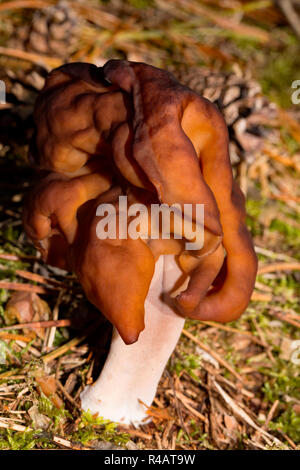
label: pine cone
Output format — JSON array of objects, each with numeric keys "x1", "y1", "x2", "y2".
[
  {"x1": 170, "y1": 66, "x2": 277, "y2": 164},
  {"x1": 9, "y1": 1, "x2": 79, "y2": 59},
  {"x1": 0, "y1": 64, "x2": 47, "y2": 147}
]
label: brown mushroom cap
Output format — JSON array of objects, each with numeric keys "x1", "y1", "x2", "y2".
[{"x1": 23, "y1": 60, "x2": 257, "y2": 344}]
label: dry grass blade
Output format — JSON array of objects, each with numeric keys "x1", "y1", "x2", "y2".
[
  {"x1": 0, "y1": 253, "x2": 40, "y2": 262},
  {"x1": 69, "y1": 2, "x2": 123, "y2": 30},
  {"x1": 182, "y1": 329, "x2": 244, "y2": 382},
  {"x1": 251, "y1": 291, "x2": 272, "y2": 302},
  {"x1": 42, "y1": 335, "x2": 87, "y2": 364},
  {"x1": 212, "y1": 380, "x2": 286, "y2": 447},
  {"x1": 166, "y1": 389, "x2": 208, "y2": 423},
  {"x1": 15, "y1": 270, "x2": 66, "y2": 288},
  {"x1": 44, "y1": 289, "x2": 65, "y2": 351},
  {"x1": 56, "y1": 378, "x2": 80, "y2": 409},
  {"x1": 0, "y1": 332, "x2": 33, "y2": 342},
  {"x1": 263, "y1": 148, "x2": 300, "y2": 172},
  {"x1": 200, "y1": 321, "x2": 264, "y2": 346},
  {"x1": 0, "y1": 46, "x2": 62, "y2": 68},
  {"x1": 174, "y1": 0, "x2": 270, "y2": 42},
  {"x1": 268, "y1": 311, "x2": 300, "y2": 329},
  {"x1": 258, "y1": 262, "x2": 300, "y2": 274},
  {"x1": 0, "y1": 319, "x2": 71, "y2": 332},
  {"x1": 0, "y1": 1, "x2": 53, "y2": 12},
  {"x1": 0, "y1": 281, "x2": 50, "y2": 294}
]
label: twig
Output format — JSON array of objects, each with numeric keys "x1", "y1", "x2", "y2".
[
  {"x1": 45, "y1": 290, "x2": 65, "y2": 351},
  {"x1": 69, "y1": 2, "x2": 122, "y2": 29},
  {"x1": 56, "y1": 379, "x2": 80, "y2": 409},
  {"x1": 0, "y1": 281, "x2": 52, "y2": 294},
  {"x1": 263, "y1": 147, "x2": 300, "y2": 172},
  {"x1": 118, "y1": 427, "x2": 152, "y2": 440},
  {"x1": 258, "y1": 262, "x2": 300, "y2": 275},
  {"x1": 15, "y1": 270, "x2": 66, "y2": 288},
  {"x1": 164, "y1": 369, "x2": 191, "y2": 439},
  {"x1": 182, "y1": 329, "x2": 244, "y2": 383},
  {"x1": 42, "y1": 335, "x2": 87, "y2": 364},
  {"x1": 255, "y1": 245, "x2": 299, "y2": 262},
  {"x1": 0, "y1": 46, "x2": 61, "y2": 69},
  {"x1": 199, "y1": 321, "x2": 264, "y2": 346},
  {"x1": 212, "y1": 380, "x2": 286, "y2": 447},
  {"x1": 166, "y1": 389, "x2": 208, "y2": 423},
  {"x1": 0, "y1": 332, "x2": 32, "y2": 342},
  {"x1": 276, "y1": 0, "x2": 300, "y2": 40},
  {"x1": 0, "y1": 319, "x2": 71, "y2": 332},
  {"x1": 251, "y1": 291, "x2": 272, "y2": 302},
  {"x1": 0, "y1": 253, "x2": 40, "y2": 262},
  {"x1": 268, "y1": 311, "x2": 300, "y2": 329},
  {"x1": 279, "y1": 431, "x2": 297, "y2": 450},
  {"x1": 264, "y1": 400, "x2": 279, "y2": 430},
  {"x1": 0, "y1": 1, "x2": 53, "y2": 12},
  {"x1": 174, "y1": 0, "x2": 270, "y2": 42}
]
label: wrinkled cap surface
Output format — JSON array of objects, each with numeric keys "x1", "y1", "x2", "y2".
[{"x1": 23, "y1": 60, "x2": 257, "y2": 344}]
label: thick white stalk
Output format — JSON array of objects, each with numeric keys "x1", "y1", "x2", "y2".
[{"x1": 80, "y1": 254, "x2": 186, "y2": 426}]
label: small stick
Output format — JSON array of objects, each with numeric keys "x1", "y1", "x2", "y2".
[
  {"x1": 0, "y1": 332, "x2": 32, "y2": 342},
  {"x1": 263, "y1": 400, "x2": 279, "y2": 431},
  {"x1": 0, "y1": 46, "x2": 62, "y2": 68},
  {"x1": 0, "y1": 281, "x2": 51, "y2": 294},
  {"x1": 212, "y1": 380, "x2": 286, "y2": 447},
  {"x1": 164, "y1": 369, "x2": 190, "y2": 440},
  {"x1": 42, "y1": 335, "x2": 87, "y2": 364},
  {"x1": 56, "y1": 379, "x2": 80, "y2": 409},
  {"x1": 279, "y1": 431, "x2": 297, "y2": 450},
  {"x1": 44, "y1": 290, "x2": 65, "y2": 351},
  {"x1": 15, "y1": 270, "x2": 66, "y2": 288},
  {"x1": 255, "y1": 246, "x2": 298, "y2": 262},
  {"x1": 182, "y1": 329, "x2": 244, "y2": 383},
  {"x1": 0, "y1": 1, "x2": 53, "y2": 12},
  {"x1": 0, "y1": 319, "x2": 71, "y2": 332},
  {"x1": 118, "y1": 427, "x2": 152, "y2": 441},
  {"x1": 263, "y1": 148, "x2": 300, "y2": 171},
  {"x1": 0, "y1": 369, "x2": 20, "y2": 380},
  {"x1": 268, "y1": 311, "x2": 300, "y2": 329},
  {"x1": 0, "y1": 253, "x2": 40, "y2": 262},
  {"x1": 166, "y1": 389, "x2": 208, "y2": 423},
  {"x1": 199, "y1": 321, "x2": 264, "y2": 345},
  {"x1": 251, "y1": 291, "x2": 272, "y2": 302},
  {"x1": 258, "y1": 262, "x2": 300, "y2": 275}
]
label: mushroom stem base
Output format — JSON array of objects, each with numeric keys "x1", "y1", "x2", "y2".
[{"x1": 80, "y1": 255, "x2": 186, "y2": 426}]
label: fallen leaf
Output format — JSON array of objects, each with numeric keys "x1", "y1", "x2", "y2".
[
  {"x1": 35, "y1": 373, "x2": 64, "y2": 409},
  {"x1": 5, "y1": 291, "x2": 50, "y2": 338}
]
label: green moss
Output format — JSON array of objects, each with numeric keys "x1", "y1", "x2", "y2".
[
  {"x1": 69, "y1": 411, "x2": 130, "y2": 446},
  {"x1": 0, "y1": 429, "x2": 37, "y2": 450},
  {"x1": 261, "y1": 360, "x2": 300, "y2": 403},
  {"x1": 38, "y1": 395, "x2": 70, "y2": 431},
  {"x1": 170, "y1": 351, "x2": 202, "y2": 382},
  {"x1": 269, "y1": 408, "x2": 300, "y2": 444}
]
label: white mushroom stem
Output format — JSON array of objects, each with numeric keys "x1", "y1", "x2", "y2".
[{"x1": 80, "y1": 254, "x2": 186, "y2": 426}]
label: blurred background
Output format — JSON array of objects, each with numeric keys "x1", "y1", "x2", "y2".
[{"x1": 0, "y1": 0, "x2": 299, "y2": 451}]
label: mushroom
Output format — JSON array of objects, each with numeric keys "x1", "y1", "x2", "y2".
[{"x1": 23, "y1": 60, "x2": 257, "y2": 425}]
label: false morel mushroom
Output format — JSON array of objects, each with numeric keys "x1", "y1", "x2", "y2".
[{"x1": 23, "y1": 60, "x2": 257, "y2": 425}]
